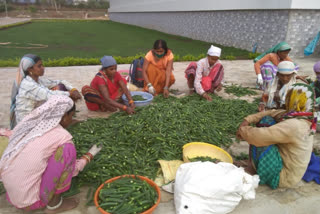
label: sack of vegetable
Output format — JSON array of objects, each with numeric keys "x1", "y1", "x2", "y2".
[{"x1": 174, "y1": 161, "x2": 259, "y2": 214}]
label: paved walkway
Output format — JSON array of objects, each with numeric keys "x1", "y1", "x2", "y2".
[
  {"x1": 0, "y1": 58, "x2": 320, "y2": 214},
  {"x1": 0, "y1": 17, "x2": 31, "y2": 26}
]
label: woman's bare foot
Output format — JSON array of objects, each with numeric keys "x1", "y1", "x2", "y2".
[
  {"x1": 234, "y1": 160, "x2": 257, "y2": 175},
  {"x1": 44, "y1": 198, "x2": 79, "y2": 214},
  {"x1": 233, "y1": 160, "x2": 248, "y2": 168},
  {"x1": 244, "y1": 163, "x2": 257, "y2": 175}
]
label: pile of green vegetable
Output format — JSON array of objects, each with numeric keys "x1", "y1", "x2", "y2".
[
  {"x1": 131, "y1": 95, "x2": 146, "y2": 101},
  {"x1": 98, "y1": 176, "x2": 158, "y2": 214},
  {"x1": 189, "y1": 156, "x2": 220, "y2": 163},
  {"x1": 68, "y1": 94, "x2": 257, "y2": 187},
  {"x1": 224, "y1": 85, "x2": 258, "y2": 97}
]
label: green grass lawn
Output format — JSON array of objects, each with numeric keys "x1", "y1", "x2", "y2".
[{"x1": 0, "y1": 20, "x2": 250, "y2": 61}]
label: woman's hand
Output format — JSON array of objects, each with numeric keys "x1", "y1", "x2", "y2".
[
  {"x1": 129, "y1": 102, "x2": 136, "y2": 109},
  {"x1": 239, "y1": 119, "x2": 249, "y2": 128},
  {"x1": 202, "y1": 93, "x2": 212, "y2": 101},
  {"x1": 88, "y1": 144, "x2": 103, "y2": 157},
  {"x1": 296, "y1": 75, "x2": 309, "y2": 84},
  {"x1": 236, "y1": 120, "x2": 248, "y2": 140},
  {"x1": 258, "y1": 103, "x2": 265, "y2": 112},
  {"x1": 70, "y1": 90, "x2": 82, "y2": 101},
  {"x1": 147, "y1": 83, "x2": 156, "y2": 95},
  {"x1": 236, "y1": 130, "x2": 243, "y2": 141},
  {"x1": 163, "y1": 89, "x2": 169, "y2": 98},
  {"x1": 126, "y1": 106, "x2": 135, "y2": 115}
]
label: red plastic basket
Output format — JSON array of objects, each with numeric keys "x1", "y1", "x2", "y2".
[{"x1": 94, "y1": 175, "x2": 161, "y2": 214}]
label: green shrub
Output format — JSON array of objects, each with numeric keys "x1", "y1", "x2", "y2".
[
  {"x1": 0, "y1": 53, "x2": 247, "y2": 67},
  {"x1": 248, "y1": 52, "x2": 261, "y2": 59},
  {"x1": 223, "y1": 55, "x2": 236, "y2": 60},
  {"x1": 182, "y1": 54, "x2": 198, "y2": 61},
  {"x1": 0, "y1": 58, "x2": 20, "y2": 67}
]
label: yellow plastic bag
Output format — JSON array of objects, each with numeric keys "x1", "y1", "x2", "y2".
[
  {"x1": 0, "y1": 136, "x2": 9, "y2": 158},
  {"x1": 157, "y1": 160, "x2": 183, "y2": 185}
]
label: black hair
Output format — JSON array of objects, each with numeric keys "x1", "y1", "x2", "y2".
[
  {"x1": 33, "y1": 56, "x2": 41, "y2": 64},
  {"x1": 67, "y1": 103, "x2": 76, "y2": 115},
  {"x1": 153, "y1": 39, "x2": 168, "y2": 55}
]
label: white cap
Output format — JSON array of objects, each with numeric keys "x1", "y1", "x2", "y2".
[
  {"x1": 278, "y1": 61, "x2": 296, "y2": 74},
  {"x1": 207, "y1": 45, "x2": 221, "y2": 57}
]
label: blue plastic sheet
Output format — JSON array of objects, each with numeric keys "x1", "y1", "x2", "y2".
[
  {"x1": 302, "y1": 153, "x2": 320, "y2": 184},
  {"x1": 304, "y1": 32, "x2": 320, "y2": 56}
]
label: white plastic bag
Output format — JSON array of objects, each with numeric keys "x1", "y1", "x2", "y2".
[{"x1": 174, "y1": 161, "x2": 259, "y2": 214}]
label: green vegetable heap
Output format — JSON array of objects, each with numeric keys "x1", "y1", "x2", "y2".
[
  {"x1": 189, "y1": 156, "x2": 220, "y2": 163},
  {"x1": 98, "y1": 176, "x2": 158, "y2": 214},
  {"x1": 131, "y1": 95, "x2": 146, "y2": 101},
  {"x1": 68, "y1": 94, "x2": 257, "y2": 187},
  {"x1": 225, "y1": 85, "x2": 258, "y2": 97}
]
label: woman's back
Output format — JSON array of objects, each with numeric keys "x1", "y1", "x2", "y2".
[{"x1": 1, "y1": 125, "x2": 72, "y2": 208}]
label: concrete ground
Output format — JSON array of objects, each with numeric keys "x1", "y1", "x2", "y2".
[{"x1": 0, "y1": 58, "x2": 320, "y2": 214}]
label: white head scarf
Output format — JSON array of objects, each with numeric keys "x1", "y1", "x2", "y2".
[
  {"x1": 1, "y1": 95, "x2": 74, "y2": 171},
  {"x1": 207, "y1": 45, "x2": 221, "y2": 57},
  {"x1": 267, "y1": 61, "x2": 297, "y2": 108}
]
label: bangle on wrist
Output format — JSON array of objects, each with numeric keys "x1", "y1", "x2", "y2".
[
  {"x1": 163, "y1": 86, "x2": 169, "y2": 90},
  {"x1": 86, "y1": 152, "x2": 94, "y2": 161},
  {"x1": 259, "y1": 102, "x2": 266, "y2": 106},
  {"x1": 81, "y1": 155, "x2": 90, "y2": 163},
  {"x1": 147, "y1": 83, "x2": 152, "y2": 88},
  {"x1": 122, "y1": 105, "x2": 127, "y2": 111},
  {"x1": 129, "y1": 100, "x2": 134, "y2": 104}
]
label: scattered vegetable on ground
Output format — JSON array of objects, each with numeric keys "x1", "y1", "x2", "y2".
[
  {"x1": 68, "y1": 94, "x2": 258, "y2": 189},
  {"x1": 224, "y1": 84, "x2": 258, "y2": 97}
]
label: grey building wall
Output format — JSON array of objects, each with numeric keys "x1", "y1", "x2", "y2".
[
  {"x1": 286, "y1": 10, "x2": 320, "y2": 57},
  {"x1": 110, "y1": 10, "x2": 320, "y2": 57}
]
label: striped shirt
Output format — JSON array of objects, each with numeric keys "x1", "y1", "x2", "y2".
[
  {"x1": 0, "y1": 125, "x2": 86, "y2": 208},
  {"x1": 15, "y1": 76, "x2": 72, "y2": 123}
]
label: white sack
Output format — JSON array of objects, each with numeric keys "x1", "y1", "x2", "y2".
[{"x1": 174, "y1": 161, "x2": 260, "y2": 214}]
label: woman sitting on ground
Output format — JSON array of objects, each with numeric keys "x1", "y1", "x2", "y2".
[
  {"x1": 10, "y1": 54, "x2": 82, "y2": 129},
  {"x1": 0, "y1": 95, "x2": 102, "y2": 213},
  {"x1": 237, "y1": 83, "x2": 316, "y2": 189},
  {"x1": 185, "y1": 45, "x2": 224, "y2": 101},
  {"x1": 259, "y1": 61, "x2": 298, "y2": 112},
  {"x1": 81, "y1": 56, "x2": 135, "y2": 114},
  {"x1": 142, "y1": 39, "x2": 175, "y2": 98},
  {"x1": 254, "y1": 42, "x2": 300, "y2": 90}
]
